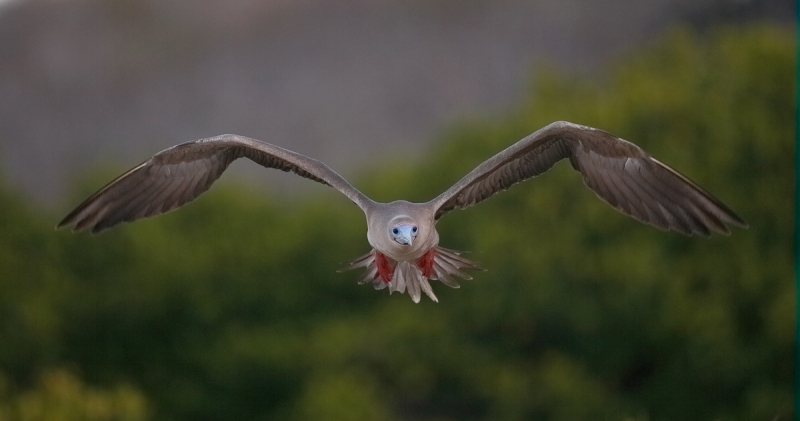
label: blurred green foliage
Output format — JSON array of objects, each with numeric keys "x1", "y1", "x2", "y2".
[
  {"x1": 0, "y1": 370, "x2": 148, "y2": 421},
  {"x1": 0, "y1": 25, "x2": 793, "y2": 421}
]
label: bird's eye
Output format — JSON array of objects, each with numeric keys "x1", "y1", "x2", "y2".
[
  {"x1": 392, "y1": 228, "x2": 399, "y2": 235},
  {"x1": 412, "y1": 226, "x2": 417, "y2": 233}
]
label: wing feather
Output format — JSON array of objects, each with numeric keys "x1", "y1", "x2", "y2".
[
  {"x1": 623, "y1": 162, "x2": 699, "y2": 234},
  {"x1": 97, "y1": 170, "x2": 175, "y2": 231},
  {"x1": 429, "y1": 121, "x2": 747, "y2": 236},
  {"x1": 619, "y1": 166, "x2": 676, "y2": 230},
  {"x1": 58, "y1": 135, "x2": 374, "y2": 233}
]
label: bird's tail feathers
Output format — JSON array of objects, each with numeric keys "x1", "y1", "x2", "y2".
[{"x1": 339, "y1": 247, "x2": 481, "y2": 303}]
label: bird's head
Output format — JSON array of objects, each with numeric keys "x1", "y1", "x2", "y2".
[
  {"x1": 390, "y1": 219, "x2": 418, "y2": 247},
  {"x1": 365, "y1": 202, "x2": 438, "y2": 260}
]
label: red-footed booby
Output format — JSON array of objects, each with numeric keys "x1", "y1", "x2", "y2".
[{"x1": 58, "y1": 121, "x2": 747, "y2": 302}]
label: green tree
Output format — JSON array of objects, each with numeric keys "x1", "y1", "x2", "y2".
[{"x1": 0, "y1": 370, "x2": 149, "y2": 421}]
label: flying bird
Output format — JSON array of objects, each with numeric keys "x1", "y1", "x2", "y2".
[{"x1": 58, "y1": 121, "x2": 747, "y2": 303}]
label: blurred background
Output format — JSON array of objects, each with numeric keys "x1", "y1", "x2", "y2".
[{"x1": 0, "y1": 0, "x2": 794, "y2": 420}]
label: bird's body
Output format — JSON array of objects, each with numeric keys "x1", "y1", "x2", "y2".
[
  {"x1": 58, "y1": 121, "x2": 747, "y2": 302},
  {"x1": 351, "y1": 199, "x2": 478, "y2": 302}
]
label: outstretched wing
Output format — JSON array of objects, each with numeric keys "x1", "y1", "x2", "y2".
[
  {"x1": 428, "y1": 121, "x2": 747, "y2": 237},
  {"x1": 58, "y1": 134, "x2": 374, "y2": 233}
]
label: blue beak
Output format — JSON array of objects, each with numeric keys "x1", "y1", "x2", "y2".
[{"x1": 394, "y1": 224, "x2": 416, "y2": 246}]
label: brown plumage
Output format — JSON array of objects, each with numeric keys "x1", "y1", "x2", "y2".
[{"x1": 58, "y1": 121, "x2": 747, "y2": 302}]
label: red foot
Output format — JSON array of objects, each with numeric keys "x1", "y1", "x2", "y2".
[
  {"x1": 416, "y1": 249, "x2": 436, "y2": 278},
  {"x1": 374, "y1": 252, "x2": 395, "y2": 285}
]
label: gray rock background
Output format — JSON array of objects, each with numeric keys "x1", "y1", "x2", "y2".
[{"x1": 0, "y1": 0, "x2": 792, "y2": 206}]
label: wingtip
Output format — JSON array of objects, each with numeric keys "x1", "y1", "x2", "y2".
[
  {"x1": 56, "y1": 212, "x2": 109, "y2": 235},
  {"x1": 714, "y1": 203, "x2": 748, "y2": 231},
  {"x1": 730, "y1": 215, "x2": 749, "y2": 230},
  {"x1": 89, "y1": 225, "x2": 108, "y2": 235},
  {"x1": 57, "y1": 202, "x2": 95, "y2": 233},
  {"x1": 714, "y1": 211, "x2": 748, "y2": 234},
  {"x1": 54, "y1": 220, "x2": 96, "y2": 235},
  {"x1": 55, "y1": 217, "x2": 81, "y2": 233}
]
